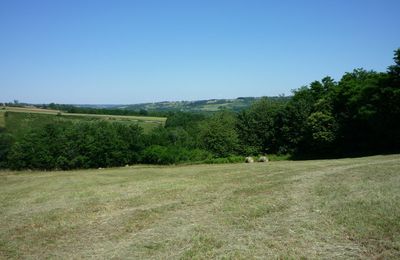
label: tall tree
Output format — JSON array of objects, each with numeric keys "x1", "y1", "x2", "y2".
[{"x1": 200, "y1": 111, "x2": 239, "y2": 157}]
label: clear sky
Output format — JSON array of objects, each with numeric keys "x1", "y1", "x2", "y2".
[{"x1": 1, "y1": 0, "x2": 399, "y2": 104}]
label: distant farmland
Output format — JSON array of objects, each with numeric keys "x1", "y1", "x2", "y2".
[{"x1": 1, "y1": 106, "x2": 166, "y2": 132}]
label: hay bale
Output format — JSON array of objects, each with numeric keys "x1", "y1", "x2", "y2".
[
  {"x1": 258, "y1": 156, "x2": 269, "y2": 162},
  {"x1": 245, "y1": 157, "x2": 254, "y2": 163}
]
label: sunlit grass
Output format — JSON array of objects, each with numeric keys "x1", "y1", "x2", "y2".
[{"x1": 1, "y1": 155, "x2": 399, "y2": 258}]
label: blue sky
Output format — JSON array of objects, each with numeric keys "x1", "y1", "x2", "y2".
[{"x1": 1, "y1": 0, "x2": 399, "y2": 104}]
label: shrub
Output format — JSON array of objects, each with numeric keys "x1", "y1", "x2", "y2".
[
  {"x1": 7, "y1": 120, "x2": 144, "y2": 170},
  {"x1": 141, "y1": 146, "x2": 212, "y2": 165},
  {"x1": 0, "y1": 132, "x2": 13, "y2": 168},
  {"x1": 267, "y1": 154, "x2": 291, "y2": 161},
  {"x1": 141, "y1": 145, "x2": 175, "y2": 165},
  {"x1": 199, "y1": 111, "x2": 240, "y2": 157},
  {"x1": 204, "y1": 155, "x2": 244, "y2": 164}
]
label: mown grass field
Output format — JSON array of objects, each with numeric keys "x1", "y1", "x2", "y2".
[
  {"x1": 1, "y1": 155, "x2": 399, "y2": 259},
  {"x1": 2, "y1": 106, "x2": 166, "y2": 133},
  {"x1": 0, "y1": 111, "x2": 5, "y2": 128}
]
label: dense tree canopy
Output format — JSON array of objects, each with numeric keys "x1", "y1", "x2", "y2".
[
  {"x1": 200, "y1": 111, "x2": 239, "y2": 157},
  {"x1": 0, "y1": 49, "x2": 399, "y2": 169}
]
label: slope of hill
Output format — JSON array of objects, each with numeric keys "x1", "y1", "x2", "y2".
[
  {"x1": 122, "y1": 96, "x2": 292, "y2": 112},
  {"x1": 1, "y1": 106, "x2": 166, "y2": 133},
  {"x1": 1, "y1": 155, "x2": 399, "y2": 258},
  {"x1": 74, "y1": 96, "x2": 289, "y2": 112},
  {"x1": 3, "y1": 96, "x2": 290, "y2": 114},
  {"x1": 122, "y1": 97, "x2": 260, "y2": 112}
]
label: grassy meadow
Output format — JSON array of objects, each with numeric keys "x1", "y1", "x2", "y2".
[
  {"x1": 2, "y1": 106, "x2": 166, "y2": 133},
  {"x1": 0, "y1": 155, "x2": 399, "y2": 259},
  {"x1": 0, "y1": 111, "x2": 5, "y2": 128}
]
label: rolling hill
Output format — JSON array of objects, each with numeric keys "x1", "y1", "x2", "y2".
[
  {"x1": 75, "y1": 96, "x2": 290, "y2": 112},
  {"x1": 0, "y1": 106, "x2": 166, "y2": 133}
]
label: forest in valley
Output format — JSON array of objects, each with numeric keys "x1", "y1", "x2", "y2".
[{"x1": 0, "y1": 49, "x2": 399, "y2": 170}]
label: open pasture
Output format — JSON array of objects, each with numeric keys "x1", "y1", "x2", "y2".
[{"x1": 0, "y1": 155, "x2": 399, "y2": 258}]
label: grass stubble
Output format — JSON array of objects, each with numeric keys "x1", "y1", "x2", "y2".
[{"x1": 0, "y1": 155, "x2": 399, "y2": 259}]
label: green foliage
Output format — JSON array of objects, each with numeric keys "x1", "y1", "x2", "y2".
[
  {"x1": 141, "y1": 145, "x2": 211, "y2": 165},
  {"x1": 267, "y1": 154, "x2": 291, "y2": 161},
  {"x1": 305, "y1": 111, "x2": 338, "y2": 151},
  {"x1": 41, "y1": 103, "x2": 167, "y2": 117},
  {"x1": 1, "y1": 48, "x2": 399, "y2": 169},
  {"x1": 199, "y1": 111, "x2": 240, "y2": 157},
  {"x1": 236, "y1": 98, "x2": 288, "y2": 154},
  {"x1": 141, "y1": 145, "x2": 175, "y2": 164},
  {"x1": 203, "y1": 156, "x2": 244, "y2": 164},
  {"x1": 165, "y1": 112, "x2": 205, "y2": 129},
  {"x1": 0, "y1": 131, "x2": 13, "y2": 168},
  {"x1": 332, "y1": 66, "x2": 400, "y2": 152},
  {"x1": 7, "y1": 121, "x2": 144, "y2": 170},
  {"x1": 122, "y1": 97, "x2": 271, "y2": 112},
  {"x1": 146, "y1": 126, "x2": 198, "y2": 149},
  {"x1": 236, "y1": 49, "x2": 400, "y2": 157},
  {"x1": 282, "y1": 77, "x2": 339, "y2": 155}
]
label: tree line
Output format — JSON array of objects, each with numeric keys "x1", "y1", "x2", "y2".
[
  {"x1": 0, "y1": 49, "x2": 399, "y2": 170},
  {"x1": 235, "y1": 49, "x2": 400, "y2": 157},
  {"x1": 41, "y1": 104, "x2": 166, "y2": 117}
]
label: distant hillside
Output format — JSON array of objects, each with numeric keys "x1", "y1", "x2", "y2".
[
  {"x1": 84, "y1": 96, "x2": 290, "y2": 112},
  {"x1": 1, "y1": 106, "x2": 166, "y2": 133},
  {"x1": 4, "y1": 96, "x2": 290, "y2": 114}
]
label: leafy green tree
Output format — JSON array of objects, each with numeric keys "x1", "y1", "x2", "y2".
[
  {"x1": 165, "y1": 112, "x2": 205, "y2": 129},
  {"x1": 333, "y1": 69, "x2": 386, "y2": 152},
  {"x1": 236, "y1": 98, "x2": 288, "y2": 154},
  {"x1": 305, "y1": 111, "x2": 338, "y2": 152},
  {"x1": 7, "y1": 120, "x2": 145, "y2": 170},
  {"x1": 388, "y1": 48, "x2": 400, "y2": 78},
  {"x1": 200, "y1": 111, "x2": 239, "y2": 157},
  {"x1": 380, "y1": 48, "x2": 400, "y2": 150},
  {"x1": 275, "y1": 90, "x2": 313, "y2": 154},
  {"x1": 0, "y1": 132, "x2": 13, "y2": 168}
]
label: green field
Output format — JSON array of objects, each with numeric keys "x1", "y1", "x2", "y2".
[
  {"x1": 1, "y1": 155, "x2": 399, "y2": 258},
  {"x1": 3, "y1": 106, "x2": 166, "y2": 133},
  {"x1": 0, "y1": 111, "x2": 5, "y2": 128}
]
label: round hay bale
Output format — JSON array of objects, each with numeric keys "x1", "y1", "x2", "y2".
[
  {"x1": 258, "y1": 156, "x2": 269, "y2": 162},
  {"x1": 245, "y1": 157, "x2": 254, "y2": 163}
]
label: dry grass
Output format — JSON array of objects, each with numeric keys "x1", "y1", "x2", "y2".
[{"x1": 1, "y1": 155, "x2": 399, "y2": 259}]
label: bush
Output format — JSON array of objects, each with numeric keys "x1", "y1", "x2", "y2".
[
  {"x1": 141, "y1": 145, "x2": 174, "y2": 164},
  {"x1": 267, "y1": 154, "x2": 291, "y2": 161},
  {"x1": 199, "y1": 111, "x2": 240, "y2": 157},
  {"x1": 6, "y1": 120, "x2": 144, "y2": 170},
  {"x1": 0, "y1": 132, "x2": 13, "y2": 168},
  {"x1": 141, "y1": 145, "x2": 212, "y2": 165},
  {"x1": 204, "y1": 155, "x2": 244, "y2": 164}
]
